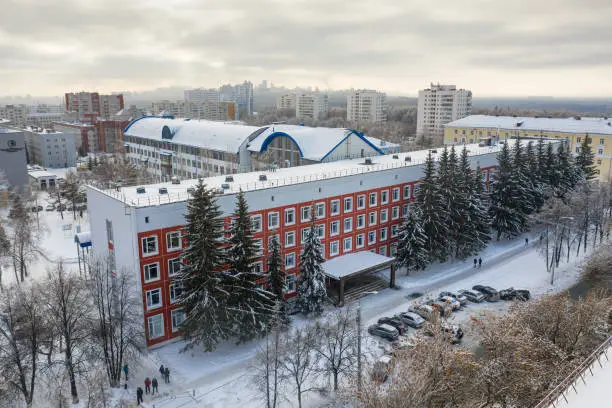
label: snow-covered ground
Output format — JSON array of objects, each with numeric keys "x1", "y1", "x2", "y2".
[{"x1": 560, "y1": 345, "x2": 612, "y2": 408}]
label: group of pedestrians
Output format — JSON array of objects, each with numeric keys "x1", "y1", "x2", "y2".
[
  {"x1": 473, "y1": 257, "x2": 483, "y2": 268},
  {"x1": 135, "y1": 364, "x2": 171, "y2": 406}
]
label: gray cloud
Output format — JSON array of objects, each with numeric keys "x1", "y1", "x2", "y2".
[{"x1": 0, "y1": 0, "x2": 611, "y2": 96}]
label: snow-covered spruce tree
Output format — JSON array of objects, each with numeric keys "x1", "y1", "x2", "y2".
[
  {"x1": 526, "y1": 141, "x2": 546, "y2": 212},
  {"x1": 437, "y1": 147, "x2": 462, "y2": 259},
  {"x1": 544, "y1": 142, "x2": 561, "y2": 193},
  {"x1": 179, "y1": 180, "x2": 230, "y2": 351},
  {"x1": 471, "y1": 165, "x2": 492, "y2": 251},
  {"x1": 575, "y1": 136, "x2": 597, "y2": 181},
  {"x1": 511, "y1": 138, "x2": 535, "y2": 230},
  {"x1": 297, "y1": 219, "x2": 327, "y2": 315},
  {"x1": 415, "y1": 152, "x2": 448, "y2": 261},
  {"x1": 489, "y1": 141, "x2": 525, "y2": 240},
  {"x1": 227, "y1": 190, "x2": 274, "y2": 343},
  {"x1": 555, "y1": 144, "x2": 583, "y2": 199},
  {"x1": 536, "y1": 138, "x2": 550, "y2": 186},
  {"x1": 395, "y1": 207, "x2": 429, "y2": 274},
  {"x1": 267, "y1": 235, "x2": 288, "y2": 325}
]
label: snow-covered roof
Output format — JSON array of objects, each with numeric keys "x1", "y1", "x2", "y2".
[
  {"x1": 365, "y1": 136, "x2": 400, "y2": 151},
  {"x1": 322, "y1": 251, "x2": 396, "y2": 280},
  {"x1": 446, "y1": 115, "x2": 612, "y2": 135},
  {"x1": 246, "y1": 125, "x2": 385, "y2": 161},
  {"x1": 124, "y1": 117, "x2": 260, "y2": 153},
  {"x1": 28, "y1": 170, "x2": 57, "y2": 179}
]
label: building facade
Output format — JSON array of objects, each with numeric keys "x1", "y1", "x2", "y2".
[
  {"x1": 25, "y1": 129, "x2": 77, "y2": 168},
  {"x1": 54, "y1": 122, "x2": 97, "y2": 154},
  {"x1": 0, "y1": 124, "x2": 28, "y2": 187},
  {"x1": 0, "y1": 104, "x2": 29, "y2": 127},
  {"x1": 65, "y1": 92, "x2": 125, "y2": 121},
  {"x1": 444, "y1": 115, "x2": 612, "y2": 182},
  {"x1": 296, "y1": 93, "x2": 328, "y2": 120},
  {"x1": 184, "y1": 88, "x2": 220, "y2": 104},
  {"x1": 151, "y1": 101, "x2": 237, "y2": 121},
  {"x1": 347, "y1": 90, "x2": 387, "y2": 124},
  {"x1": 87, "y1": 143, "x2": 507, "y2": 347},
  {"x1": 276, "y1": 93, "x2": 297, "y2": 110},
  {"x1": 417, "y1": 84, "x2": 472, "y2": 140}
]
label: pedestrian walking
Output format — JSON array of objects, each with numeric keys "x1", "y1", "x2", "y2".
[
  {"x1": 164, "y1": 367, "x2": 170, "y2": 384},
  {"x1": 159, "y1": 364, "x2": 165, "y2": 378},
  {"x1": 123, "y1": 364, "x2": 129, "y2": 381},
  {"x1": 478, "y1": 257, "x2": 482, "y2": 268},
  {"x1": 473, "y1": 258, "x2": 477, "y2": 268},
  {"x1": 136, "y1": 387, "x2": 144, "y2": 405},
  {"x1": 152, "y1": 377, "x2": 158, "y2": 395},
  {"x1": 525, "y1": 237, "x2": 529, "y2": 247},
  {"x1": 144, "y1": 377, "x2": 151, "y2": 395}
]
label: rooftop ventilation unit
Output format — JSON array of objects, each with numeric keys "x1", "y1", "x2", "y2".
[
  {"x1": 430, "y1": 149, "x2": 437, "y2": 154},
  {"x1": 516, "y1": 121, "x2": 524, "y2": 127},
  {"x1": 171, "y1": 176, "x2": 180, "y2": 185},
  {"x1": 259, "y1": 174, "x2": 267, "y2": 181},
  {"x1": 136, "y1": 187, "x2": 146, "y2": 194},
  {"x1": 221, "y1": 183, "x2": 230, "y2": 190},
  {"x1": 404, "y1": 156, "x2": 411, "y2": 162},
  {"x1": 364, "y1": 158, "x2": 373, "y2": 165},
  {"x1": 392, "y1": 154, "x2": 399, "y2": 159},
  {"x1": 225, "y1": 176, "x2": 234, "y2": 183},
  {"x1": 159, "y1": 187, "x2": 168, "y2": 194}
]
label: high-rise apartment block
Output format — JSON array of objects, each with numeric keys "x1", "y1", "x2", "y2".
[
  {"x1": 234, "y1": 80, "x2": 254, "y2": 115},
  {"x1": 65, "y1": 92, "x2": 125, "y2": 122},
  {"x1": 184, "y1": 88, "x2": 220, "y2": 104},
  {"x1": 0, "y1": 105, "x2": 29, "y2": 128},
  {"x1": 151, "y1": 101, "x2": 237, "y2": 121},
  {"x1": 296, "y1": 93, "x2": 328, "y2": 120},
  {"x1": 25, "y1": 129, "x2": 76, "y2": 168},
  {"x1": 276, "y1": 93, "x2": 297, "y2": 110},
  {"x1": 417, "y1": 83, "x2": 472, "y2": 139},
  {"x1": 347, "y1": 90, "x2": 387, "y2": 124}
]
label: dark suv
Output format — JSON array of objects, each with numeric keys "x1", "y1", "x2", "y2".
[
  {"x1": 472, "y1": 285, "x2": 499, "y2": 301},
  {"x1": 377, "y1": 316, "x2": 406, "y2": 335},
  {"x1": 368, "y1": 324, "x2": 400, "y2": 341}
]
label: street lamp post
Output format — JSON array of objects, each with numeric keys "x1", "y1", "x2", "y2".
[{"x1": 357, "y1": 291, "x2": 378, "y2": 393}]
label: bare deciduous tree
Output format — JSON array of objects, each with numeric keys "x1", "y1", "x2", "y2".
[
  {"x1": 278, "y1": 326, "x2": 320, "y2": 408},
  {"x1": 252, "y1": 320, "x2": 283, "y2": 408},
  {"x1": 7, "y1": 195, "x2": 40, "y2": 282}
]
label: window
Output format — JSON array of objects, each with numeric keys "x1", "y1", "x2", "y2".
[
  {"x1": 285, "y1": 231, "x2": 296, "y2": 247},
  {"x1": 106, "y1": 219, "x2": 114, "y2": 242},
  {"x1": 146, "y1": 288, "x2": 162, "y2": 310},
  {"x1": 357, "y1": 195, "x2": 366, "y2": 210},
  {"x1": 166, "y1": 231, "x2": 181, "y2": 251},
  {"x1": 251, "y1": 215, "x2": 262, "y2": 232},
  {"x1": 329, "y1": 241, "x2": 339, "y2": 256},
  {"x1": 144, "y1": 263, "x2": 160, "y2": 283},
  {"x1": 343, "y1": 237, "x2": 352, "y2": 252},
  {"x1": 169, "y1": 282, "x2": 183, "y2": 303},
  {"x1": 356, "y1": 234, "x2": 365, "y2": 248},
  {"x1": 369, "y1": 192, "x2": 377, "y2": 207},
  {"x1": 403, "y1": 185, "x2": 411, "y2": 200},
  {"x1": 391, "y1": 206, "x2": 400, "y2": 220},
  {"x1": 148, "y1": 314, "x2": 164, "y2": 339},
  {"x1": 357, "y1": 214, "x2": 366, "y2": 229},
  {"x1": 268, "y1": 212, "x2": 279, "y2": 229},
  {"x1": 392, "y1": 188, "x2": 400, "y2": 202},
  {"x1": 301, "y1": 206, "x2": 312, "y2": 222},
  {"x1": 168, "y1": 258, "x2": 182, "y2": 276},
  {"x1": 285, "y1": 208, "x2": 295, "y2": 226},
  {"x1": 598, "y1": 148, "x2": 604, "y2": 155},
  {"x1": 251, "y1": 262, "x2": 263, "y2": 273},
  {"x1": 285, "y1": 274, "x2": 297, "y2": 293},
  {"x1": 171, "y1": 309, "x2": 186, "y2": 332},
  {"x1": 316, "y1": 224, "x2": 325, "y2": 239},
  {"x1": 344, "y1": 197, "x2": 353, "y2": 212},
  {"x1": 285, "y1": 252, "x2": 296, "y2": 269},
  {"x1": 301, "y1": 227, "x2": 311, "y2": 243},
  {"x1": 369, "y1": 211, "x2": 377, "y2": 226},
  {"x1": 315, "y1": 202, "x2": 325, "y2": 219},
  {"x1": 391, "y1": 224, "x2": 399, "y2": 238},
  {"x1": 600, "y1": 138, "x2": 605, "y2": 145},
  {"x1": 402, "y1": 204, "x2": 410, "y2": 217},
  {"x1": 368, "y1": 231, "x2": 376, "y2": 245},
  {"x1": 381, "y1": 190, "x2": 389, "y2": 204},
  {"x1": 379, "y1": 246, "x2": 387, "y2": 256},
  {"x1": 597, "y1": 159, "x2": 602, "y2": 165},
  {"x1": 330, "y1": 199, "x2": 340, "y2": 215},
  {"x1": 344, "y1": 217, "x2": 353, "y2": 233},
  {"x1": 330, "y1": 220, "x2": 340, "y2": 236},
  {"x1": 380, "y1": 227, "x2": 388, "y2": 241},
  {"x1": 142, "y1": 236, "x2": 158, "y2": 256},
  {"x1": 254, "y1": 239, "x2": 263, "y2": 256},
  {"x1": 268, "y1": 234, "x2": 280, "y2": 248},
  {"x1": 380, "y1": 209, "x2": 388, "y2": 223}
]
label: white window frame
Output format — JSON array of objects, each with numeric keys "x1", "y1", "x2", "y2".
[
  {"x1": 343, "y1": 237, "x2": 352, "y2": 252},
  {"x1": 285, "y1": 231, "x2": 296, "y2": 248},
  {"x1": 369, "y1": 211, "x2": 377, "y2": 226},
  {"x1": 379, "y1": 245, "x2": 387, "y2": 256},
  {"x1": 148, "y1": 314, "x2": 164, "y2": 339},
  {"x1": 254, "y1": 239, "x2": 263, "y2": 256},
  {"x1": 369, "y1": 192, "x2": 377, "y2": 207},
  {"x1": 344, "y1": 197, "x2": 353, "y2": 213},
  {"x1": 391, "y1": 224, "x2": 399, "y2": 238},
  {"x1": 144, "y1": 262, "x2": 160, "y2": 283},
  {"x1": 368, "y1": 231, "x2": 377, "y2": 245},
  {"x1": 166, "y1": 231, "x2": 181, "y2": 251},
  {"x1": 146, "y1": 288, "x2": 162, "y2": 310},
  {"x1": 315, "y1": 202, "x2": 325, "y2": 219},
  {"x1": 392, "y1": 187, "x2": 400, "y2": 202},
  {"x1": 251, "y1": 215, "x2": 262, "y2": 233},
  {"x1": 285, "y1": 252, "x2": 296, "y2": 269},
  {"x1": 402, "y1": 204, "x2": 410, "y2": 218},
  {"x1": 357, "y1": 214, "x2": 365, "y2": 229},
  {"x1": 343, "y1": 217, "x2": 353, "y2": 233},
  {"x1": 381, "y1": 190, "x2": 389, "y2": 204},
  {"x1": 380, "y1": 209, "x2": 388, "y2": 224},
  {"x1": 171, "y1": 309, "x2": 186, "y2": 332},
  {"x1": 301, "y1": 227, "x2": 311, "y2": 243},
  {"x1": 169, "y1": 282, "x2": 183, "y2": 304},
  {"x1": 330, "y1": 220, "x2": 340, "y2": 236},
  {"x1": 356, "y1": 233, "x2": 365, "y2": 248},
  {"x1": 168, "y1": 258, "x2": 181, "y2": 277},
  {"x1": 251, "y1": 261, "x2": 263, "y2": 273},
  {"x1": 391, "y1": 206, "x2": 400, "y2": 220},
  {"x1": 284, "y1": 208, "x2": 295, "y2": 226},
  {"x1": 390, "y1": 243, "x2": 398, "y2": 257},
  {"x1": 301, "y1": 206, "x2": 312, "y2": 222},
  {"x1": 403, "y1": 185, "x2": 411, "y2": 200},
  {"x1": 268, "y1": 212, "x2": 279, "y2": 229},
  {"x1": 142, "y1": 236, "x2": 158, "y2": 256},
  {"x1": 330, "y1": 199, "x2": 340, "y2": 216},
  {"x1": 329, "y1": 241, "x2": 339, "y2": 256},
  {"x1": 316, "y1": 224, "x2": 325, "y2": 239},
  {"x1": 380, "y1": 227, "x2": 388, "y2": 242},
  {"x1": 268, "y1": 234, "x2": 280, "y2": 248},
  {"x1": 285, "y1": 274, "x2": 297, "y2": 293},
  {"x1": 357, "y1": 194, "x2": 366, "y2": 210}
]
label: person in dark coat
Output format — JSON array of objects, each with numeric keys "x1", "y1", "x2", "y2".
[
  {"x1": 159, "y1": 364, "x2": 165, "y2": 377},
  {"x1": 136, "y1": 387, "x2": 144, "y2": 405},
  {"x1": 123, "y1": 364, "x2": 129, "y2": 381},
  {"x1": 144, "y1": 377, "x2": 151, "y2": 394},
  {"x1": 473, "y1": 258, "x2": 477, "y2": 268},
  {"x1": 164, "y1": 367, "x2": 170, "y2": 383},
  {"x1": 478, "y1": 257, "x2": 482, "y2": 268},
  {"x1": 525, "y1": 237, "x2": 529, "y2": 247},
  {"x1": 152, "y1": 377, "x2": 159, "y2": 395}
]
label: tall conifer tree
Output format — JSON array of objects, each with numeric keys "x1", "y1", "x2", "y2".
[
  {"x1": 267, "y1": 235, "x2": 288, "y2": 325},
  {"x1": 396, "y1": 208, "x2": 429, "y2": 274},
  {"x1": 575, "y1": 136, "x2": 596, "y2": 180},
  {"x1": 297, "y1": 219, "x2": 327, "y2": 315}
]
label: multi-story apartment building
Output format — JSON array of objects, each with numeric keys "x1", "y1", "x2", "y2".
[
  {"x1": 65, "y1": 92, "x2": 125, "y2": 122},
  {"x1": 0, "y1": 122, "x2": 28, "y2": 187},
  {"x1": 27, "y1": 112, "x2": 64, "y2": 130},
  {"x1": 25, "y1": 129, "x2": 77, "y2": 168},
  {"x1": 0, "y1": 104, "x2": 29, "y2": 128},
  {"x1": 184, "y1": 88, "x2": 220, "y2": 104},
  {"x1": 151, "y1": 101, "x2": 237, "y2": 121},
  {"x1": 87, "y1": 140, "x2": 536, "y2": 347},
  {"x1": 276, "y1": 93, "x2": 297, "y2": 110},
  {"x1": 54, "y1": 122, "x2": 96, "y2": 154},
  {"x1": 417, "y1": 84, "x2": 472, "y2": 139},
  {"x1": 296, "y1": 93, "x2": 328, "y2": 120},
  {"x1": 234, "y1": 80, "x2": 254, "y2": 116},
  {"x1": 347, "y1": 90, "x2": 387, "y2": 124},
  {"x1": 445, "y1": 115, "x2": 612, "y2": 182}
]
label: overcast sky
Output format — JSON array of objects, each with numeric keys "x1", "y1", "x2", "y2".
[{"x1": 1, "y1": 0, "x2": 611, "y2": 97}]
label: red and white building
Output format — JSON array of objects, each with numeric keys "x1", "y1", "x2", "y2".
[
  {"x1": 65, "y1": 92, "x2": 125, "y2": 122},
  {"x1": 87, "y1": 143, "x2": 510, "y2": 347}
]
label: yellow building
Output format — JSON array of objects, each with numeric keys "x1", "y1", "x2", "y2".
[{"x1": 444, "y1": 115, "x2": 612, "y2": 182}]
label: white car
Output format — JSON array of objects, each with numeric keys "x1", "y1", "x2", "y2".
[{"x1": 440, "y1": 296, "x2": 461, "y2": 311}]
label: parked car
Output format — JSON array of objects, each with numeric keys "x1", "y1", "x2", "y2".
[
  {"x1": 45, "y1": 204, "x2": 55, "y2": 211},
  {"x1": 439, "y1": 296, "x2": 462, "y2": 311},
  {"x1": 368, "y1": 324, "x2": 400, "y2": 341},
  {"x1": 371, "y1": 355, "x2": 395, "y2": 382},
  {"x1": 458, "y1": 289, "x2": 486, "y2": 303},
  {"x1": 439, "y1": 291, "x2": 468, "y2": 306},
  {"x1": 396, "y1": 311, "x2": 425, "y2": 329},
  {"x1": 514, "y1": 289, "x2": 531, "y2": 301},
  {"x1": 409, "y1": 304, "x2": 436, "y2": 321},
  {"x1": 472, "y1": 285, "x2": 500, "y2": 301},
  {"x1": 378, "y1": 316, "x2": 406, "y2": 335},
  {"x1": 427, "y1": 300, "x2": 452, "y2": 316},
  {"x1": 500, "y1": 287, "x2": 531, "y2": 301}
]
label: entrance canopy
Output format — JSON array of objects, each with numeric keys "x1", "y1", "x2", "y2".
[{"x1": 74, "y1": 231, "x2": 92, "y2": 248}]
